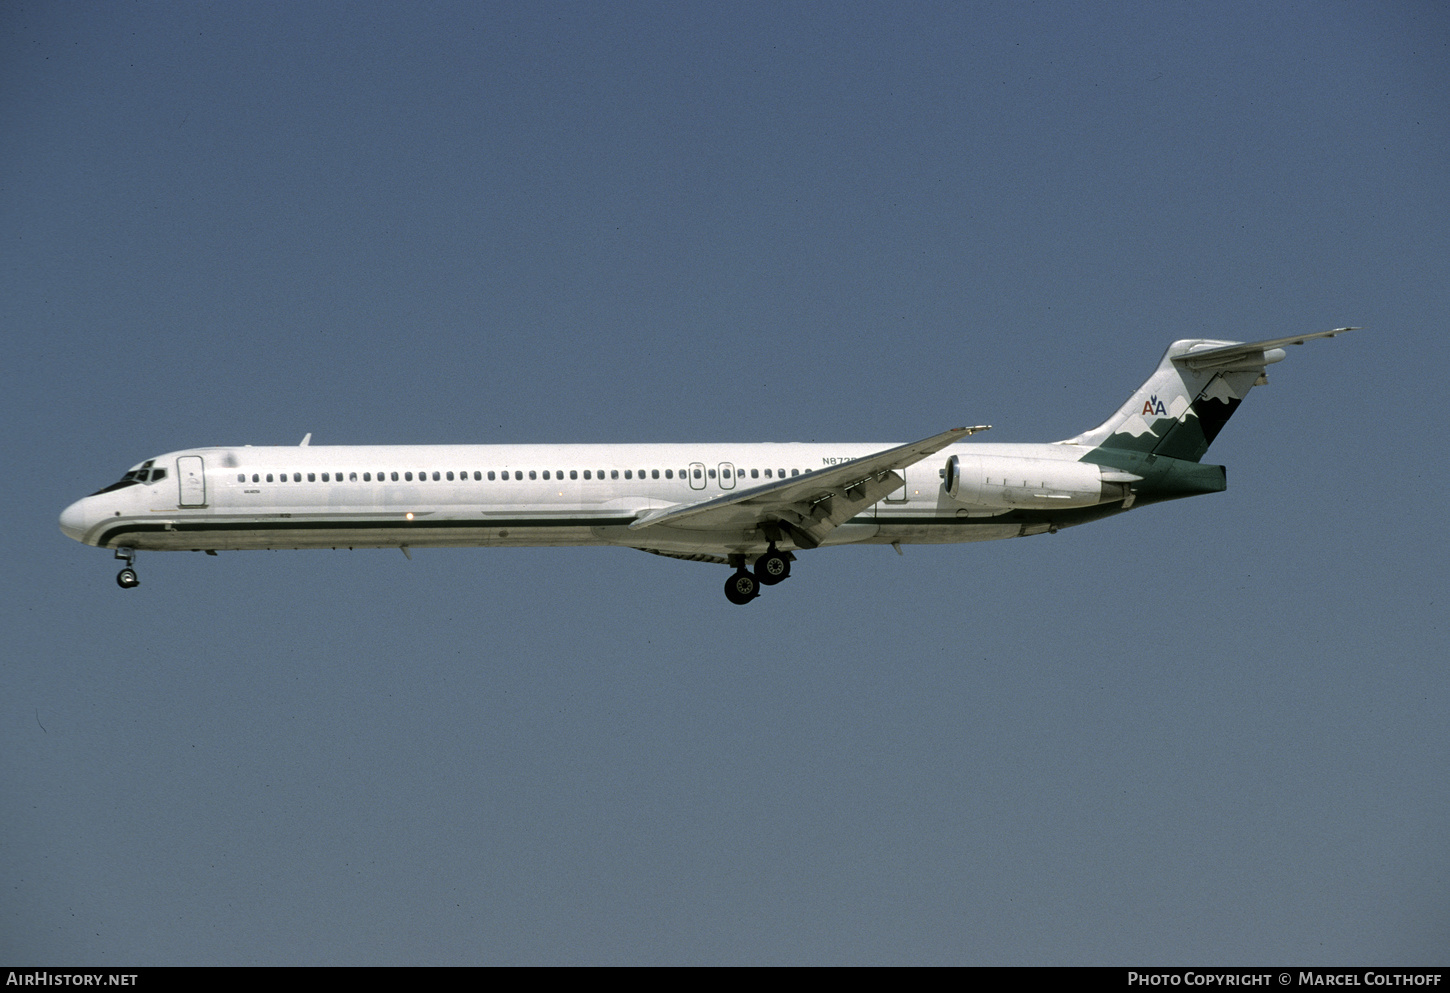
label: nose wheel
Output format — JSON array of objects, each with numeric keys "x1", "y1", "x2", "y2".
[{"x1": 114, "y1": 547, "x2": 139, "y2": 589}]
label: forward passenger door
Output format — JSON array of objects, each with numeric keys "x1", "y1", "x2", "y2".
[{"x1": 177, "y1": 456, "x2": 206, "y2": 507}]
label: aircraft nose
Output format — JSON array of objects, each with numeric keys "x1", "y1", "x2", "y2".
[{"x1": 59, "y1": 499, "x2": 89, "y2": 542}]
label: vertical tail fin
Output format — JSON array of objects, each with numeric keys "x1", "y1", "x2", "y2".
[{"x1": 1061, "y1": 329, "x2": 1356, "y2": 462}]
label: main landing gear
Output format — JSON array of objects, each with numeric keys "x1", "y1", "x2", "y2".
[
  {"x1": 724, "y1": 569, "x2": 758, "y2": 605},
  {"x1": 115, "y1": 547, "x2": 139, "y2": 589},
  {"x1": 723, "y1": 546, "x2": 793, "y2": 605}
]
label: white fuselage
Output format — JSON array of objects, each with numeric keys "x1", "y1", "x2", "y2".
[
  {"x1": 59, "y1": 440, "x2": 1109, "y2": 559},
  {"x1": 58, "y1": 332, "x2": 1350, "y2": 599}
]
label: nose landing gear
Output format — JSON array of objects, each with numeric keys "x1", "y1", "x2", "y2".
[{"x1": 114, "y1": 547, "x2": 139, "y2": 589}]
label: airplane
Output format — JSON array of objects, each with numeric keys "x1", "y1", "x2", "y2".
[{"x1": 59, "y1": 329, "x2": 1354, "y2": 604}]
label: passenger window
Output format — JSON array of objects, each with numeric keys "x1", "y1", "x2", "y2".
[
  {"x1": 791, "y1": 469, "x2": 799, "y2": 476},
  {"x1": 266, "y1": 474, "x2": 274, "y2": 482},
  {"x1": 390, "y1": 472, "x2": 399, "y2": 481},
  {"x1": 362, "y1": 473, "x2": 370, "y2": 482},
  {"x1": 624, "y1": 470, "x2": 632, "y2": 480},
  {"x1": 350, "y1": 472, "x2": 357, "y2": 482},
  {"x1": 445, "y1": 471, "x2": 453, "y2": 481},
  {"x1": 764, "y1": 469, "x2": 772, "y2": 478},
  {"x1": 652, "y1": 469, "x2": 659, "y2": 479},
  {"x1": 570, "y1": 470, "x2": 578, "y2": 480},
  {"x1": 611, "y1": 470, "x2": 619, "y2": 480},
  {"x1": 542, "y1": 470, "x2": 550, "y2": 480},
  {"x1": 708, "y1": 468, "x2": 716, "y2": 479},
  {"x1": 665, "y1": 469, "x2": 673, "y2": 479},
  {"x1": 487, "y1": 471, "x2": 495, "y2": 481},
  {"x1": 309, "y1": 473, "x2": 317, "y2": 482},
  {"x1": 431, "y1": 471, "x2": 439, "y2": 481},
  {"x1": 583, "y1": 470, "x2": 591, "y2": 480},
  {"x1": 529, "y1": 470, "x2": 537, "y2": 480},
  {"x1": 693, "y1": 468, "x2": 702, "y2": 479},
  {"x1": 751, "y1": 469, "x2": 759, "y2": 479},
  {"x1": 252, "y1": 474, "x2": 260, "y2": 483},
  {"x1": 237, "y1": 474, "x2": 245, "y2": 482},
  {"x1": 514, "y1": 471, "x2": 522, "y2": 480}
]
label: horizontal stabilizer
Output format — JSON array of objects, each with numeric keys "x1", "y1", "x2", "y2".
[{"x1": 1175, "y1": 327, "x2": 1358, "y2": 371}]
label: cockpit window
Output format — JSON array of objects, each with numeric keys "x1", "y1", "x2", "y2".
[
  {"x1": 90, "y1": 476, "x2": 140, "y2": 496},
  {"x1": 89, "y1": 462, "x2": 168, "y2": 496}
]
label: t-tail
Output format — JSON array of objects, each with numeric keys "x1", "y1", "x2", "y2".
[
  {"x1": 1064, "y1": 328, "x2": 1358, "y2": 462},
  {"x1": 1058, "y1": 328, "x2": 1357, "y2": 507}
]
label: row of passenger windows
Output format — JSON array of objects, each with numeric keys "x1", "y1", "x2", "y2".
[{"x1": 237, "y1": 466, "x2": 812, "y2": 484}]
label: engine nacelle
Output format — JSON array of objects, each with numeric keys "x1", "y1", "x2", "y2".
[{"x1": 942, "y1": 454, "x2": 1130, "y2": 510}]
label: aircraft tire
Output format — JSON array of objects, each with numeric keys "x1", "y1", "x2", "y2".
[
  {"x1": 724, "y1": 571, "x2": 759, "y2": 605},
  {"x1": 754, "y1": 551, "x2": 790, "y2": 585},
  {"x1": 116, "y1": 568, "x2": 139, "y2": 589}
]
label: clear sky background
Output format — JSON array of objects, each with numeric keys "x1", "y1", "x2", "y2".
[{"x1": 3, "y1": 1, "x2": 1447, "y2": 965}]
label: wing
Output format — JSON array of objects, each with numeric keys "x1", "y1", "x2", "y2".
[{"x1": 628, "y1": 425, "x2": 990, "y2": 549}]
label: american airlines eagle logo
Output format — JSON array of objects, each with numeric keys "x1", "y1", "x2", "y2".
[{"x1": 1141, "y1": 394, "x2": 1169, "y2": 417}]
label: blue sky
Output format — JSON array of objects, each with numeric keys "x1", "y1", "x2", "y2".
[{"x1": 4, "y1": 1, "x2": 1447, "y2": 964}]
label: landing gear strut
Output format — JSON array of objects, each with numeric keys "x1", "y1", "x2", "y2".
[{"x1": 115, "y1": 547, "x2": 139, "y2": 589}]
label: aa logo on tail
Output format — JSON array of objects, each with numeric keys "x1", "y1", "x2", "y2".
[{"x1": 1141, "y1": 394, "x2": 1168, "y2": 417}]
